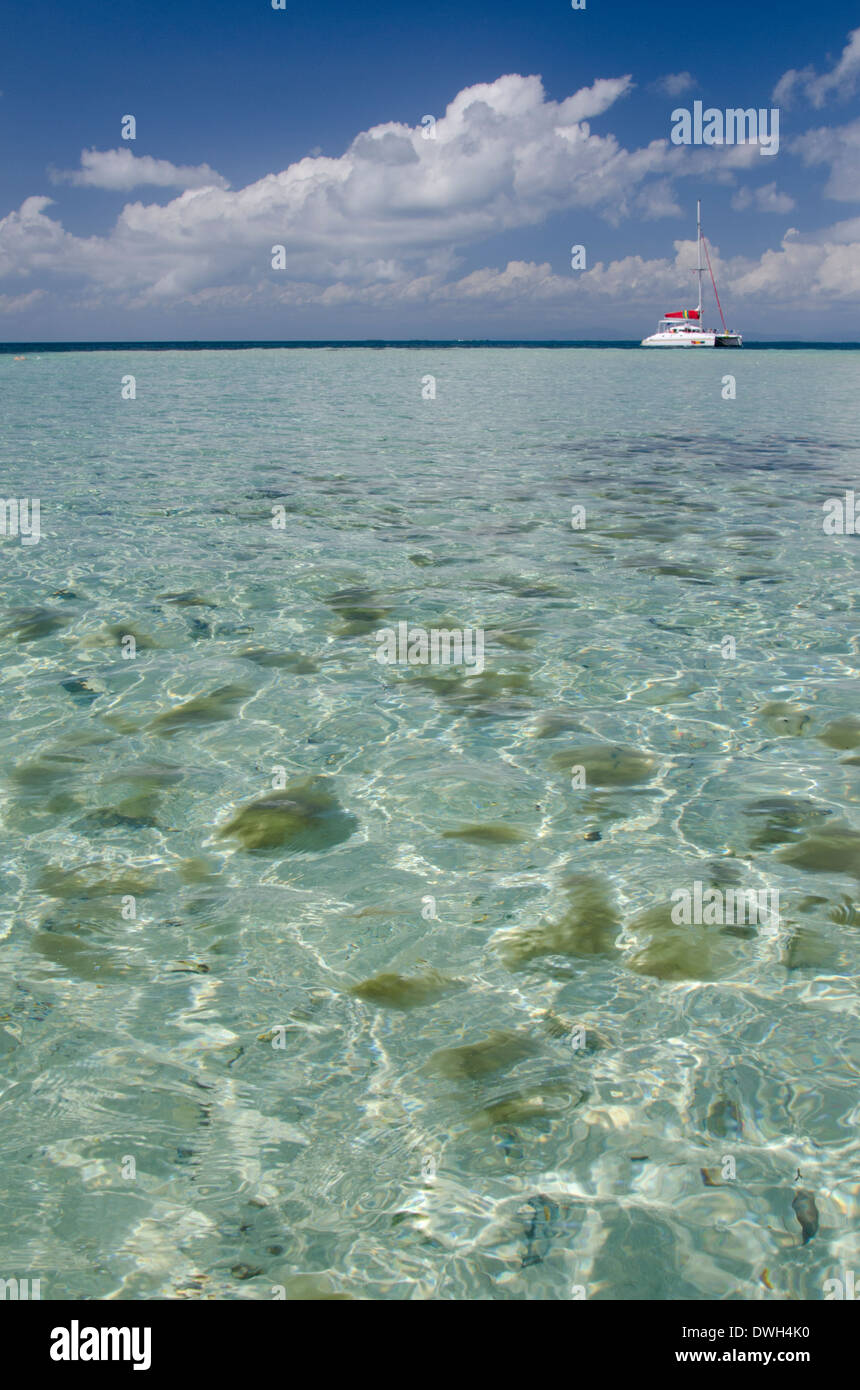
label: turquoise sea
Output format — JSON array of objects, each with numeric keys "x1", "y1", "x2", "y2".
[{"x1": 1, "y1": 345, "x2": 859, "y2": 1300}]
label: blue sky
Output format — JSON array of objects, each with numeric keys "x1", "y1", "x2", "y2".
[{"x1": 2, "y1": 0, "x2": 859, "y2": 338}]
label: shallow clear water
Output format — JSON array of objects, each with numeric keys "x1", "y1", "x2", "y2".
[{"x1": 1, "y1": 346, "x2": 859, "y2": 1300}]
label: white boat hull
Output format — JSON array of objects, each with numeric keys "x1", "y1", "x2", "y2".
[{"x1": 641, "y1": 329, "x2": 742, "y2": 348}]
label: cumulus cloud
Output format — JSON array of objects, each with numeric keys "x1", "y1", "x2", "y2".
[
  {"x1": 774, "y1": 27, "x2": 860, "y2": 107},
  {"x1": 651, "y1": 72, "x2": 696, "y2": 96},
  {"x1": 50, "y1": 147, "x2": 230, "y2": 191},
  {"x1": 793, "y1": 118, "x2": 860, "y2": 200},
  {"x1": 437, "y1": 224, "x2": 860, "y2": 309},
  {"x1": 166, "y1": 220, "x2": 860, "y2": 315},
  {"x1": 731, "y1": 182, "x2": 796, "y2": 213},
  {"x1": 633, "y1": 179, "x2": 683, "y2": 219},
  {"x1": 0, "y1": 73, "x2": 678, "y2": 299},
  {"x1": 0, "y1": 197, "x2": 81, "y2": 279},
  {"x1": 0, "y1": 72, "x2": 770, "y2": 306},
  {"x1": 1, "y1": 69, "x2": 858, "y2": 325},
  {"x1": 728, "y1": 227, "x2": 860, "y2": 300}
]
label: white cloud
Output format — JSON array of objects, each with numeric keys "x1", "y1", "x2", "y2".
[
  {"x1": 774, "y1": 27, "x2": 860, "y2": 107},
  {"x1": 807, "y1": 213, "x2": 860, "y2": 243},
  {"x1": 0, "y1": 72, "x2": 771, "y2": 306},
  {"x1": 728, "y1": 229, "x2": 860, "y2": 299},
  {"x1": 1, "y1": 70, "x2": 858, "y2": 326},
  {"x1": 731, "y1": 182, "x2": 796, "y2": 213},
  {"x1": 3, "y1": 73, "x2": 687, "y2": 300},
  {"x1": 651, "y1": 72, "x2": 695, "y2": 97},
  {"x1": 439, "y1": 224, "x2": 860, "y2": 310},
  {"x1": 166, "y1": 220, "x2": 860, "y2": 315},
  {"x1": 633, "y1": 179, "x2": 683, "y2": 219},
  {"x1": 50, "y1": 147, "x2": 230, "y2": 191},
  {"x1": 793, "y1": 117, "x2": 860, "y2": 200},
  {"x1": 446, "y1": 227, "x2": 860, "y2": 305},
  {"x1": 0, "y1": 197, "x2": 81, "y2": 279}
]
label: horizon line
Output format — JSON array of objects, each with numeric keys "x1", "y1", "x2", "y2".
[{"x1": 3, "y1": 339, "x2": 860, "y2": 351}]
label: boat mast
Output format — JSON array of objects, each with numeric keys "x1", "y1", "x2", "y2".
[{"x1": 696, "y1": 199, "x2": 703, "y2": 320}]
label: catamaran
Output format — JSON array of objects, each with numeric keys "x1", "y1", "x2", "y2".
[{"x1": 641, "y1": 201, "x2": 742, "y2": 347}]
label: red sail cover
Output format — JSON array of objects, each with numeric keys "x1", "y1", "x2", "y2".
[{"x1": 665, "y1": 309, "x2": 700, "y2": 319}]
